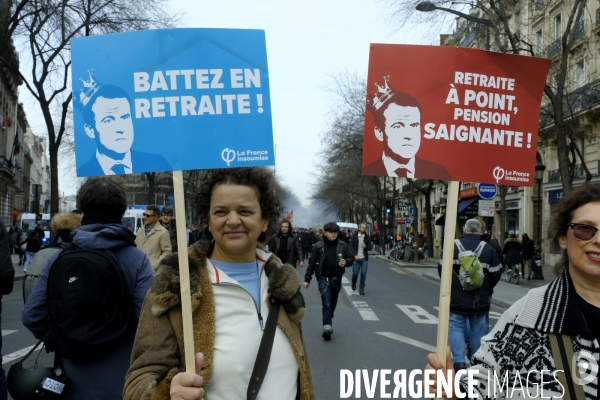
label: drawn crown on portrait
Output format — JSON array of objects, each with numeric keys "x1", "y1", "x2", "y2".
[
  {"x1": 77, "y1": 69, "x2": 101, "y2": 109},
  {"x1": 369, "y1": 75, "x2": 395, "y2": 111}
]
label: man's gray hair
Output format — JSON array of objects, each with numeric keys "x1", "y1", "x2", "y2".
[{"x1": 464, "y1": 219, "x2": 482, "y2": 234}]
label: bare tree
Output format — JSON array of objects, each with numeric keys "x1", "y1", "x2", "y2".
[
  {"x1": 385, "y1": 0, "x2": 591, "y2": 195},
  {"x1": 3, "y1": 0, "x2": 177, "y2": 215},
  {"x1": 312, "y1": 72, "x2": 387, "y2": 227}
]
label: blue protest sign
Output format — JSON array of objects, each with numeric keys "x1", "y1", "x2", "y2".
[
  {"x1": 477, "y1": 183, "x2": 498, "y2": 200},
  {"x1": 71, "y1": 28, "x2": 274, "y2": 177}
]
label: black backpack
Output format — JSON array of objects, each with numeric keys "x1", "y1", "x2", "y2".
[{"x1": 46, "y1": 243, "x2": 136, "y2": 360}]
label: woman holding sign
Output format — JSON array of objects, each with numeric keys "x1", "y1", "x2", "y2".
[
  {"x1": 124, "y1": 167, "x2": 314, "y2": 400},
  {"x1": 425, "y1": 183, "x2": 600, "y2": 399}
]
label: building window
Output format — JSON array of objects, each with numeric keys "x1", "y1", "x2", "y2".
[
  {"x1": 575, "y1": 136, "x2": 585, "y2": 161},
  {"x1": 536, "y1": 29, "x2": 543, "y2": 56},
  {"x1": 555, "y1": 13, "x2": 562, "y2": 39},
  {"x1": 574, "y1": 60, "x2": 585, "y2": 89}
]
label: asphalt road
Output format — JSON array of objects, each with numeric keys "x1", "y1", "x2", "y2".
[
  {"x1": 300, "y1": 255, "x2": 505, "y2": 399},
  {"x1": 1, "y1": 256, "x2": 506, "y2": 400}
]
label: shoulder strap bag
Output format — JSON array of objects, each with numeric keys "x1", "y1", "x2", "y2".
[{"x1": 548, "y1": 333, "x2": 586, "y2": 400}]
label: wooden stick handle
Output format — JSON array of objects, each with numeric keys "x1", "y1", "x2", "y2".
[
  {"x1": 172, "y1": 170, "x2": 196, "y2": 372},
  {"x1": 435, "y1": 180, "x2": 460, "y2": 400}
]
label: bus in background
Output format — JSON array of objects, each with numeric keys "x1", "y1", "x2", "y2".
[{"x1": 16, "y1": 213, "x2": 51, "y2": 247}]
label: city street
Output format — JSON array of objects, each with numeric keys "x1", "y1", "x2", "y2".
[{"x1": 1, "y1": 253, "x2": 550, "y2": 399}]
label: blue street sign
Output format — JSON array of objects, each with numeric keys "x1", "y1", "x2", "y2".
[
  {"x1": 409, "y1": 207, "x2": 414, "y2": 216},
  {"x1": 405, "y1": 218, "x2": 412, "y2": 225},
  {"x1": 477, "y1": 183, "x2": 498, "y2": 200},
  {"x1": 71, "y1": 28, "x2": 274, "y2": 177}
]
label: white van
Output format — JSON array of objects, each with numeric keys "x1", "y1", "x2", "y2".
[
  {"x1": 17, "y1": 213, "x2": 51, "y2": 246},
  {"x1": 122, "y1": 209, "x2": 145, "y2": 234},
  {"x1": 337, "y1": 222, "x2": 359, "y2": 231}
]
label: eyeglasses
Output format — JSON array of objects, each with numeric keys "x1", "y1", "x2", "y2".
[
  {"x1": 143, "y1": 213, "x2": 156, "y2": 218},
  {"x1": 568, "y1": 223, "x2": 600, "y2": 241}
]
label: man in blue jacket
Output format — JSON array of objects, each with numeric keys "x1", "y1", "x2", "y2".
[
  {"x1": 438, "y1": 218, "x2": 502, "y2": 372},
  {"x1": 22, "y1": 177, "x2": 153, "y2": 400}
]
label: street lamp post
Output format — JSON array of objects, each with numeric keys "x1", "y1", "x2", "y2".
[
  {"x1": 416, "y1": 1, "x2": 491, "y2": 51},
  {"x1": 533, "y1": 161, "x2": 546, "y2": 279}
]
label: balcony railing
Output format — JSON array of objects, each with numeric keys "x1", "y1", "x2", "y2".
[
  {"x1": 548, "y1": 169, "x2": 561, "y2": 182},
  {"x1": 539, "y1": 79, "x2": 600, "y2": 126},
  {"x1": 546, "y1": 38, "x2": 561, "y2": 58},
  {"x1": 567, "y1": 78, "x2": 600, "y2": 114},
  {"x1": 0, "y1": 155, "x2": 15, "y2": 180},
  {"x1": 573, "y1": 20, "x2": 585, "y2": 42}
]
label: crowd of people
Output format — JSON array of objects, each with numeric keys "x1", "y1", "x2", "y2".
[{"x1": 0, "y1": 169, "x2": 597, "y2": 399}]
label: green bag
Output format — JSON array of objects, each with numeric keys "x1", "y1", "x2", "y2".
[{"x1": 454, "y1": 239, "x2": 486, "y2": 291}]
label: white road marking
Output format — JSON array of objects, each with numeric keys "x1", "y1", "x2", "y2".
[
  {"x1": 2, "y1": 330, "x2": 17, "y2": 337},
  {"x1": 376, "y1": 332, "x2": 436, "y2": 352},
  {"x1": 342, "y1": 277, "x2": 351, "y2": 284},
  {"x1": 3, "y1": 345, "x2": 37, "y2": 364},
  {"x1": 353, "y1": 301, "x2": 379, "y2": 321},
  {"x1": 342, "y1": 285, "x2": 360, "y2": 296},
  {"x1": 397, "y1": 305, "x2": 438, "y2": 324}
]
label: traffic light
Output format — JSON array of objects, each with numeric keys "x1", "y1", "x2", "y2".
[{"x1": 385, "y1": 200, "x2": 392, "y2": 214}]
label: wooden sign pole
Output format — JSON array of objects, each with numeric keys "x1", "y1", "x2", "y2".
[
  {"x1": 172, "y1": 170, "x2": 196, "y2": 372},
  {"x1": 435, "y1": 180, "x2": 460, "y2": 400}
]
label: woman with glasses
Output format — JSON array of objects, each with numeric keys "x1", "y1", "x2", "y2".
[
  {"x1": 124, "y1": 168, "x2": 314, "y2": 400},
  {"x1": 425, "y1": 183, "x2": 600, "y2": 399}
]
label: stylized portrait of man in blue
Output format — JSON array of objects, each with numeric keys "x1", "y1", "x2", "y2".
[{"x1": 75, "y1": 72, "x2": 171, "y2": 176}]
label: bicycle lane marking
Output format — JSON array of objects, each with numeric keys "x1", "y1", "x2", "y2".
[
  {"x1": 376, "y1": 332, "x2": 436, "y2": 352},
  {"x1": 353, "y1": 301, "x2": 380, "y2": 321},
  {"x1": 341, "y1": 276, "x2": 360, "y2": 295}
]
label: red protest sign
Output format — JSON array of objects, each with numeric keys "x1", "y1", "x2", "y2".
[{"x1": 362, "y1": 44, "x2": 551, "y2": 186}]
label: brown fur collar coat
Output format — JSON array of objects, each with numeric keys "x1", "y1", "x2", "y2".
[{"x1": 124, "y1": 242, "x2": 315, "y2": 400}]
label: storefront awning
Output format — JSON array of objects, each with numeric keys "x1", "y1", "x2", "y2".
[
  {"x1": 436, "y1": 197, "x2": 480, "y2": 226},
  {"x1": 458, "y1": 197, "x2": 478, "y2": 214}
]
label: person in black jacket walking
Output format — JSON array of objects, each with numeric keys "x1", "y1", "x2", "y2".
[
  {"x1": 268, "y1": 219, "x2": 303, "y2": 268},
  {"x1": 521, "y1": 233, "x2": 535, "y2": 280},
  {"x1": 349, "y1": 223, "x2": 373, "y2": 295},
  {"x1": 502, "y1": 234, "x2": 522, "y2": 274},
  {"x1": 303, "y1": 222, "x2": 354, "y2": 340}
]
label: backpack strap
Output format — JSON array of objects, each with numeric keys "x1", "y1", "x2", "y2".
[
  {"x1": 548, "y1": 333, "x2": 586, "y2": 400},
  {"x1": 247, "y1": 298, "x2": 281, "y2": 400},
  {"x1": 474, "y1": 241, "x2": 487, "y2": 258},
  {"x1": 454, "y1": 239, "x2": 466, "y2": 253}
]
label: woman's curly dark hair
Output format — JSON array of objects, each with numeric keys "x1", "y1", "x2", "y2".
[
  {"x1": 195, "y1": 168, "x2": 282, "y2": 248},
  {"x1": 549, "y1": 183, "x2": 600, "y2": 275}
]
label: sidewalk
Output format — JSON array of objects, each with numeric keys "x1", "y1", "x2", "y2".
[
  {"x1": 374, "y1": 254, "x2": 554, "y2": 310},
  {"x1": 10, "y1": 254, "x2": 27, "y2": 281}
]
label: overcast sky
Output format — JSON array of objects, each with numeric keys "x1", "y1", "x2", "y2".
[{"x1": 21, "y1": 0, "x2": 447, "y2": 207}]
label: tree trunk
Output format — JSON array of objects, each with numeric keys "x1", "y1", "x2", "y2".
[{"x1": 145, "y1": 172, "x2": 156, "y2": 204}]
